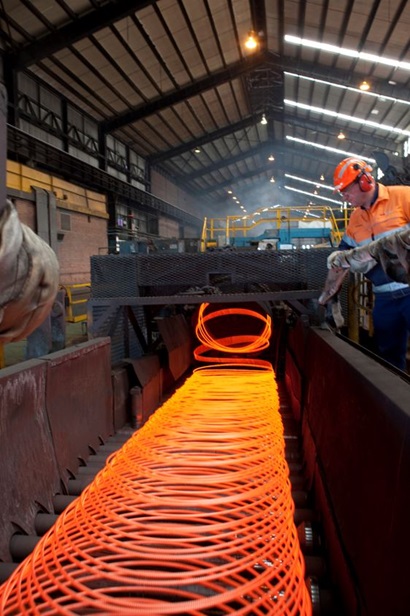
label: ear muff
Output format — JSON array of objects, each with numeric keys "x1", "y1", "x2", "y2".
[{"x1": 353, "y1": 163, "x2": 374, "y2": 192}]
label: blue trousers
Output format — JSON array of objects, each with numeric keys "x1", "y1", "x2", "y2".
[{"x1": 373, "y1": 289, "x2": 410, "y2": 371}]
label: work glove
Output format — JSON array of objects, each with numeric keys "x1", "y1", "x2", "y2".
[
  {"x1": 327, "y1": 249, "x2": 376, "y2": 274},
  {"x1": 327, "y1": 250, "x2": 351, "y2": 269},
  {"x1": 325, "y1": 297, "x2": 344, "y2": 330}
]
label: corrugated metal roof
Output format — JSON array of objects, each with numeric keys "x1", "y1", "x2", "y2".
[{"x1": 1, "y1": 0, "x2": 410, "y2": 213}]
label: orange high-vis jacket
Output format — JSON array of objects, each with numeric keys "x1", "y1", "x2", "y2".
[{"x1": 343, "y1": 183, "x2": 410, "y2": 246}]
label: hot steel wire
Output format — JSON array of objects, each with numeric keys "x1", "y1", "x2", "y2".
[{"x1": 0, "y1": 305, "x2": 311, "y2": 615}]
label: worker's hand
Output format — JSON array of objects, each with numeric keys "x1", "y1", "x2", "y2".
[{"x1": 327, "y1": 250, "x2": 350, "y2": 270}]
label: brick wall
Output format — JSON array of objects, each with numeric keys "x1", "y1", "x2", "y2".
[
  {"x1": 14, "y1": 198, "x2": 35, "y2": 228},
  {"x1": 11, "y1": 195, "x2": 107, "y2": 285},
  {"x1": 57, "y1": 209, "x2": 107, "y2": 284}
]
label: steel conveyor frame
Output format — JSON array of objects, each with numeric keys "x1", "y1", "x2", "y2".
[{"x1": 285, "y1": 320, "x2": 410, "y2": 615}]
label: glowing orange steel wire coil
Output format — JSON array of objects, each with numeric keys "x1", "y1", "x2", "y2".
[
  {"x1": 194, "y1": 304, "x2": 272, "y2": 363},
  {"x1": 0, "y1": 307, "x2": 311, "y2": 615}
]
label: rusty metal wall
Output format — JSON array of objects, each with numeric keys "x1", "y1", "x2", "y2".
[
  {"x1": 0, "y1": 360, "x2": 60, "y2": 561},
  {"x1": 127, "y1": 354, "x2": 162, "y2": 428},
  {"x1": 156, "y1": 314, "x2": 192, "y2": 381},
  {"x1": 0, "y1": 338, "x2": 114, "y2": 561},
  {"x1": 44, "y1": 339, "x2": 114, "y2": 487},
  {"x1": 111, "y1": 365, "x2": 131, "y2": 431},
  {"x1": 285, "y1": 321, "x2": 410, "y2": 616}
]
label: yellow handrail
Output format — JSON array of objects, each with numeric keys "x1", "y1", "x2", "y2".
[
  {"x1": 62, "y1": 283, "x2": 91, "y2": 323},
  {"x1": 202, "y1": 205, "x2": 352, "y2": 246}
]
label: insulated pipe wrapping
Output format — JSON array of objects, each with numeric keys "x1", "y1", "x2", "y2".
[{"x1": 0, "y1": 305, "x2": 311, "y2": 615}]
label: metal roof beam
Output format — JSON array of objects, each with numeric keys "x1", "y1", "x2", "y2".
[
  {"x1": 8, "y1": 0, "x2": 157, "y2": 70},
  {"x1": 186, "y1": 155, "x2": 329, "y2": 199},
  {"x1": 149, "y1": 115, "x2": 261, "y2": 164},
  {"x1": 170, "y1": 143, "x2": 278, "y2": 180},
  {"x1": 151, "y1": 107, "x2": 394, "y2": 170},
  {"x1": 250, "y1": 0, "x2": 267, "y2": 50},
  {"x1": 190, "y1": 163, "x2": 276, "y2": 193},
  {"x1": 173, "y1": 141, "x2": 333, "y2": 182},
  {"x1": 102, "y1": 51, "x2": 273, "y2": 132}
]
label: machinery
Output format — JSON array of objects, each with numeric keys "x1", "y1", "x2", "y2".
[
  {"x1": 202, "y1": 206, "x2": 350, "y2": 251},
  {"x1": 0, "y1": 248, "x2": 409, "y2": 615},
  {"x1": 230, "y1": 221, "x2": 333, "y2": 250}
]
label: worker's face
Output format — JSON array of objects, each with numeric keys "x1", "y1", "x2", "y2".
[{"x1": 339, "y1": 180, "x2": 371, "y2": 210}]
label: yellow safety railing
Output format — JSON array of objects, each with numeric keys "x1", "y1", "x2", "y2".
[
  {"x1": 62, "y1": 283, "x2": 91, "y2": 323},
  {"x1": 201, "y1": 205, "x2": 352, "y2": 248}
]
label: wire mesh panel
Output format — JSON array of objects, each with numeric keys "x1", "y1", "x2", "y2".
[
  {"x1": 134, "y1": 250, "x2": 311, "y2": 292},
  {"x1": 90, "y1": 255, "x2": 147, "y2": 363},
  {"x1": 91, "y1": 250, "x2": 333, "y2": 295},
  {"x1": 91, "y1": 255, "x2": 141, "y2": 297},
  {"x1": 89, "y1": 304, "x2": 145, "y2": 364},
  {"x1": 89, "y1": 249, "x2": 340, "y2": 364}
]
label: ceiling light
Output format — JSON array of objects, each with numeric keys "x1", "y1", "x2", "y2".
[
  {"x1": 284, "y1": 35, "x2": 410, "y2": 72},
  {"x1": 245, "y1": 30, "x2": 258, "y2": 50},
  {"x1": 370, "y1": 109, "x2": 379, "y2": 114},
  {"x1": 284, "y1": 99, "x2": 410, "y2": 137},
  {"x1": 338, "y1": 130, "x2": 346, "y2": 140},
  {"x1": 320, "y1": 174, "x2": 325, "y2": 181},
  {"x1": 194, "y1": 147, "x2": 201, "y2": 153},
  {"x1": 285, "y1": 185, "x2": 342, "y2": 205},
  {"x1": 270, "y1": 176, "x2": 275, "y2": 183},
  {"x1": 268, "y1": 154, "x2": 275, "y2": 161},
  {"x1": 227, "y1": 190, "x2": 232, "y2": 194},
  {"x1": 359, "y1": 80, "x2": 370, "y2": 91},
  {"x1": 285, "y1": 72, "x2": 410, "y2": 107},
  {"x1": 261, "y1": 114, "x2": 268, "y2": 125},
  {"x1": 285, "y1": 136, "x2": 376, "y2": 162}
]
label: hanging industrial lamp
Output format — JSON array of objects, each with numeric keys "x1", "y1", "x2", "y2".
[{"x1": 245, "y1": 30, "x2": 258, "y2": 50}]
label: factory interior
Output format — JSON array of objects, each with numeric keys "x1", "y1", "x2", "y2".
[{"x1": 1, "y1": 1, "x2": 410, "y2": 615}]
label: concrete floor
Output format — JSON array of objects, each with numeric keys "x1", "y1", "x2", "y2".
[{"x1": 1, "y1": 321, "x2": 88, "y2": 368}]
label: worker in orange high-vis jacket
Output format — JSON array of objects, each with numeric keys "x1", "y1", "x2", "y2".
[{"x1": 327, "y1": 156, "x2": 410, "y2": 371}]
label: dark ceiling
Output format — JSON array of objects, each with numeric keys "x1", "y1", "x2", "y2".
[{"x1": 1, "y1": 0, "x2": 410, "y2": 216}]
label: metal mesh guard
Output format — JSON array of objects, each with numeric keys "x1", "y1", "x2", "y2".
[{"x1": 90, "y1": 249, "x2": 333, "y2": 297}]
